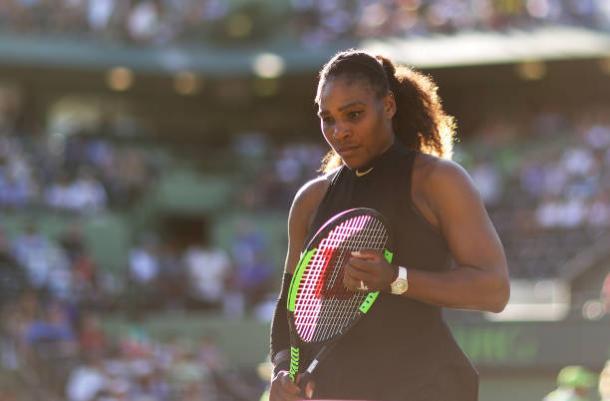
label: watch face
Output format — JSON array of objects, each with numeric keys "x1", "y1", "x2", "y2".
[{"x1": 393, "y1": 280, "x2": 407, "y2": 294}]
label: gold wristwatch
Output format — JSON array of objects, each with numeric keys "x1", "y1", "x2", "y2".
[{"x1": 390, "y1": 265, "x2": 409, "y2": 295}]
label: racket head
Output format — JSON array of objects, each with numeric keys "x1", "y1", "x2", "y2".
[
  {"x1": 289, "y1": 207, "x2": 392, "y2": 340},
  {"x1": 286, "y1": 208, "x2": 394, "y2": 380}
]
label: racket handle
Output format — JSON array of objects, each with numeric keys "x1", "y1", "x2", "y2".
[
  {"x1": 297, "y1": 356, "x2": 319, "y2": 388},
  {"x1": 298, "y1": 342, "x2": 331, "y2": 384}
]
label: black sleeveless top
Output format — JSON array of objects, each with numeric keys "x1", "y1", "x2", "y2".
[{"x1": 305, "y1": 142, "x2": 478, "y2": 401}]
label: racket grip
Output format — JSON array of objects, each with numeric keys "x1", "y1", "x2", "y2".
[{"x1": 297, "y1": 356, "x2": 319, "y2": 388}]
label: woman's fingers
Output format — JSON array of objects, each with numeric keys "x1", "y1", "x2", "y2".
[
  {"x1": 343, "y1": 267, "x2": 376, "y2": 291},
  {"x1": 270, "y1": 371, "x2": 303, "y2": 401},
  {"x1": 304, "y1": 380, "x2": 316, "y2": 399},
  {"x1": 280, "y1": 372, "x2": 302, "y2": 395},
  {"x1": 344, "y1": 265, "x2": 376, "y2": 283},
  {"x1": 343, "y1": 250, "x2": 392, "y2": 291},
  {"x1": 351, "y1": 249, "x2": 382, "y2": 259},
  {"x1": 297, "y1": 373, "x2": 316, "y2": 399}
]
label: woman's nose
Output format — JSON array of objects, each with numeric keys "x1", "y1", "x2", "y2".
[{"x1": 333, "y1": 122, "x2": 350, "y2": 140}]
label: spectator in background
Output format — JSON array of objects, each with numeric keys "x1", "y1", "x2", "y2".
[
  {"x1": 57, "y1": 223, "x2": 101, "y2": 307},
  {"x1": 46, "y1": 167, "x2": 107, "y2": 213},
  {"x1": 25, "y1": 300, "x2": 79, "y2": 395},
  {"x1": 184, "y1": 239, "x2": 231, "y2": 310},
  {"x1": 231, "y1": 220, "x2": 273, "y2": 311},
  {"x1": 87, "y1": 0, "x2": 116, "y2": 33},
  {"x1": 0, "y1": 228, "x2": 27, "y2": 310},
  {"x1": 470, "y1": 159, "x2": 503, "y2": 206},
  {"x1": 108, "y1": 148, "x2": 154, "y2": 207},
  {"x1": 45, "y1": 171, "x2": 78, "y2": 211},
  {"x1": 24, "y1": 300, "x2": 76, "y2": 347},
  {"x1": 77, "y1": 312, "x2": 106, "y2": 359},
  {"x1": 543, "y1": 365, "x2": 597, "y2": 401},
  {"x1": 65, "y1": 353, "x2": 107, "y2": 401},
  {"x1": 126, "y1": 0, "x2": 161, "y2": 43},
  {"x1": 71, "y1": 168, "x2": 107, "y2": 213},
  {"x1": 0, "y1": 162, "x2": 33, "y2": 207},
  {"x1": 129, "y1": 238, "x2": 160, "y2": 284},
  {"x1": 12, "y1": 224, "x2": 66, "y2": 291},
  {"x1": 234, "y1": 250, "x2": 273, "y2": 311},
  {"x1": 127, "y1": 235, "x2": 161, "y2": 310}
]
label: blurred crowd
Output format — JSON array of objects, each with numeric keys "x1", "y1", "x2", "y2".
[
  {"x1": 464, "y1": 109, "x2": 610, "y2": 230},
  {"x1": 0, "y1": 216, "x2": 278, "y2": 318},
  {"x1": 0, "y1": 83, "x2": 160, "y2": 213},
  {"x1": 461, "y1": 109, "x2": 610, "y2": 278},
  {"x1": 290, "y1": 0, "x2": 610, "y2": 47},
  {"x1": 233, "y1": 133, "x2": 325, "y2": 212},
  {"x1": 0, "y1": 222, "x2": 108, "y2": 306},
  {"x1": 0, "y1": 290, "x2": 264, "y2": 401},
  {"x1": 0, "y1": 84, "x2": 303, "y2": 321},
  {"x1": 0, "y1": 85, "x2": 159, "y2": 213},
  {"x1": 0, "y1": 0, "x2": 230, "y2": 45},
  {"x1": 0, "y1": 0, "x2": 609, "y2": 46},
  {"x1": 126, "y1": 223, "x2": 276, "y2": 320},
  {"x1": 0, "y1": 133, "x2": 160, "y2": 213}
]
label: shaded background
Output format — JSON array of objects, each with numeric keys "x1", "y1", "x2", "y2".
[{"x1": 0, "y1": 1, "x2": 610, "y2": 400}]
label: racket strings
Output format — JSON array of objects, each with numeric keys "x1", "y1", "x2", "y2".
[
  {"x1": 294, "y1": 215, "x2": 388, "y2": 343},
  {"x1": 314, "y1": 216, "x2": 382, "y2": 340},
  {"x1": 317, "y1": 220, "x2": 387, "y2": 341},
  {"x1": 308, "y1": 218, "x2": 386, "y2": 342}
]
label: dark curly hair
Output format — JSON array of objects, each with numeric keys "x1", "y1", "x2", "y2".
[{"x1": 315, "y1": 49, "x2": 456, "y2": 173}]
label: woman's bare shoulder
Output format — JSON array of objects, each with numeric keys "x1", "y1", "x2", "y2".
[
  {"x1": 291, "y1": 171, "x2": 333, "y2": 221},
  {"x1": 413, "y1": 153, "x2": 473, "y2": 191},
  {"x1": 284, "y1": 172, "x2": 334, "y2": 274},
  {"x1": 411, "y1": 153, "x2": 475, "y2": 228}
]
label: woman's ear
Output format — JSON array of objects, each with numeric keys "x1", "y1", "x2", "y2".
[{"x1": 384, "y1": 91, "x2": 397, "y2": 119}]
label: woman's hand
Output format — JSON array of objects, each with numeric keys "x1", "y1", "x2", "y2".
[
  {"x1": 269, "y1": 371, "x2": 315, "y2": 401},
  {"x1": 343, "y1": 250, "x2": 397, "y2": 292},
  {"x1": 269, "y1": 371, "x2": 302, "y2": 401}
]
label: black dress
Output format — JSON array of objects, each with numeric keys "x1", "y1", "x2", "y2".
[{"x1": 304, "y1": 141, "x2": 478, "y2": 401}]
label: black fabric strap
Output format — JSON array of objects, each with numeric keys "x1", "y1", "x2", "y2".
[{"x1": 270, "y1": 272, "x2": 292, "y2": 368}]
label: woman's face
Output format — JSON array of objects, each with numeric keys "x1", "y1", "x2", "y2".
[{"x1": 317, "y1": 76, "x2": 395, "y2": 169}]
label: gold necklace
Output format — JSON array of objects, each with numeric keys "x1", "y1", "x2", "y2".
[{"x1": 355, "y1": 166, "x2": 374, "y2": 177}]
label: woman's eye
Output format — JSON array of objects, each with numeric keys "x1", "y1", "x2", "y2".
[
  {"x1": 322, "y1": 117, "x2": 335, "y2": 125},
  {"x1": 347, "y1": 111, "x2": 362, "y2": 120}
]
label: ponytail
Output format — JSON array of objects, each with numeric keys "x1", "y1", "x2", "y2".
[{"x1": 377, "y1": 55, "x2": 455, "y2": 160}]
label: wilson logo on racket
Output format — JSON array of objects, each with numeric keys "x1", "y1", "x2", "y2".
[{"x1": 286, "y1": 207, "x2": 394, "y2": 385}]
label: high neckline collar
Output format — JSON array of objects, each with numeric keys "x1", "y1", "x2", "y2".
[{"x1": 349, "y1": 140, "x2": 401, "y2": 178}]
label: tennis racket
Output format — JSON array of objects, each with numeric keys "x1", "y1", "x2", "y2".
[{"x1": 286, "y1": 207, "x2": 394, "y2": 388}]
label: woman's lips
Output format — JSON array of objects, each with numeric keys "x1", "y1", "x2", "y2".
[{"x1": 337, "y1": 145, "x2": 360, "y2": 157}]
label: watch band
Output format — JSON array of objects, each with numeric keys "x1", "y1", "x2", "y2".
[{"x1": 398, "y1": 265, "x2": 407, "y2": 281}]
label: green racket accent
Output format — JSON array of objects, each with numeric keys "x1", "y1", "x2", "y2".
[
  {"x1": 287, "y1": 249, "x2": 316, "y2": 312},
  {"x1": 383, "y1": 249, "x2": 393, "y2": 264},
  {"x1": 359, "y1": 292, "x2": 379, "y2": 313},
  {"x1": 358, "y1": 249, "x2": 394, "y2": 314},
  {"x1": 289, "y1": 346, "x2": 300, "y2": 381}
]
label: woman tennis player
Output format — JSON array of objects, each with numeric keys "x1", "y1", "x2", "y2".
[{"x1": 269, "y1": 49, "x2": 510, "y2": 401}]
